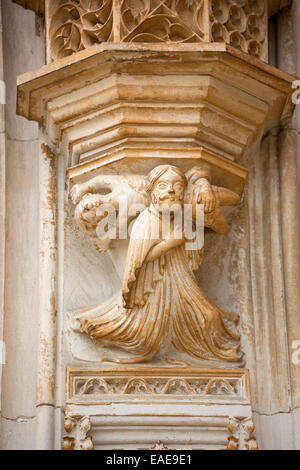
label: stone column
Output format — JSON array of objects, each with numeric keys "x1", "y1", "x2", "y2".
[
  {"x1": 277, "y1": 0, "x2": 300, "y2": 448},
  {"x1": 0, "y1": 0, "x2": 44, "y2": 450},
  {"x1": 0, "y1": 0, "x2": 5, "y2": 419},
  {"x1": 249, "y1": 1, "x2": 300, "y2": 449}
]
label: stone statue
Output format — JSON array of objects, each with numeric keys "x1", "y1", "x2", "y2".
[{"x1": 70, "y1": 164, "x2": 242, "y2": 364}]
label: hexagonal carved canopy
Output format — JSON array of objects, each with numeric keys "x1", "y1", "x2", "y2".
[{"x1": 17, "y1": 43, "x2": 295, "y2": 193}]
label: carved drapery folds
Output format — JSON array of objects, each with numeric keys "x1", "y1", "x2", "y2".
[
  {"x1": 70, "y1": 165, "x2": 243, "y2": 365},
  {"x1": 48, "y1": 0, "x2": 268, "y2": 62}
]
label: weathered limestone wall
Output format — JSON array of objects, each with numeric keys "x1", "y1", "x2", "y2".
[
  {"x1": 0, "y1": 0, "x2": 44, "y2": 449},
  {"x1": 250, "y1": 2, "x2": 300, "y2": 449}
]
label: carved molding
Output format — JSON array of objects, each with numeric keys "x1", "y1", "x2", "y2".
[
  {"x1": 62, "y1": 407, "x2": 257, "y2": 450},
  {"x1": 67, "y1": 368, "x2": 250, "y2": 404},
  {"x1": 47, "y1": 0, "x2": 268, "y2": 62},
  {"x1": 62, "y1": 413, "x2": 94, "y2": 450},
  {"x1": 64, "y1": 368, "x2": 254, "y2": 449},
  {"x1": 227, "y1": 416, "x2": 258, "y2": 450},
  {"x1": 17, "y1": 45, "x2": 295, "y2": 184}
]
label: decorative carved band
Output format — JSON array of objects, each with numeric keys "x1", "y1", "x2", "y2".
[
  {"x1": 67, "y1": 368, "x2": 250, "y2": 403},
  {"x1": 47, "y1": 0, "x2": 268, "y2": 62}
]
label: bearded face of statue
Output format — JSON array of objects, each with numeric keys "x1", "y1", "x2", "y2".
[{"x1": 151, "y1": 169, "x2": 185, "y2": 210}]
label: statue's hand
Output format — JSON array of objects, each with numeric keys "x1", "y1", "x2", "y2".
[
  {"x1": 75, "y1": 193, "x2": 104, "y2": 233},
  {"x1": 197, "y1": 190, "x2": 216, "y2": 213},
  {"x1": 186, "y1": 177, "x2": 216, "y2": 214}
]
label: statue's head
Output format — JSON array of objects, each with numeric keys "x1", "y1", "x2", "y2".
[{"x1": 146, "y1": 165, "x2": 186, "y2": 210}]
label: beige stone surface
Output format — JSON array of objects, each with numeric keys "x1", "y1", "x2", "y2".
[
  {"x1": 0, "y1": 416, "x2": 36, "y2": 450},
  {"x1": 1, "y1": 138, "x2": 40, "y2": 419}
]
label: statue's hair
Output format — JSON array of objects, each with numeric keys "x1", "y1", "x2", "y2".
[{"x1": 146, "y1": 165, "x2": 187, "y2": 194}]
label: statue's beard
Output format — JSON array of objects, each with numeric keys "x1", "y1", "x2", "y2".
[{"x1": 151, "y1": 194, "x2": 183, "y2": 212}]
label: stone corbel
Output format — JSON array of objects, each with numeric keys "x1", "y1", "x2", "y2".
[{"x1": 17, "y1": 43, "x2": 296, "y2": 173}]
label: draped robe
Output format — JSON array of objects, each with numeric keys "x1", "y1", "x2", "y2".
[{"x1": 78, "y1": 204, "x2": 241, "y2": 364}]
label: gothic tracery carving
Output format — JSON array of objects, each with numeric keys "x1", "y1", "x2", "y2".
[{"x1": 48, "y1": 0, "x2": 267, "y2": 61}]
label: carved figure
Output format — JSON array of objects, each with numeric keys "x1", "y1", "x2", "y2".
[{"x1": 70, "y1": 164, "x2": 242, "y2": 364}]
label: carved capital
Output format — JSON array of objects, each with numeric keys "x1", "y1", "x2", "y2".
[
  {"x1": 62, "y1": 411, "x2": 94, "y2": 450},
  {"x1": 227, "y1": 416, "x2": 258, "y2": 450}
]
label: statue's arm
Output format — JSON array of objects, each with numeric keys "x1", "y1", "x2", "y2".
[
  {"x1": 185, "y1": 167, "x2": 216, "y2": 213},
  {"x1": 145, "y1": 237, "x2": 185, "y2": 263}
]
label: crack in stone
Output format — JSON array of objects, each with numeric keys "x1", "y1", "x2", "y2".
[
  {"x1": 1, "y1": 414, "x2": 35, "y2": 423},
  {"x1": 253, "y1": 405, "x2": 300, "y2": 417},
  {"x1": 6, "y1": 135, "x2": 39, "y2": 143}
]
